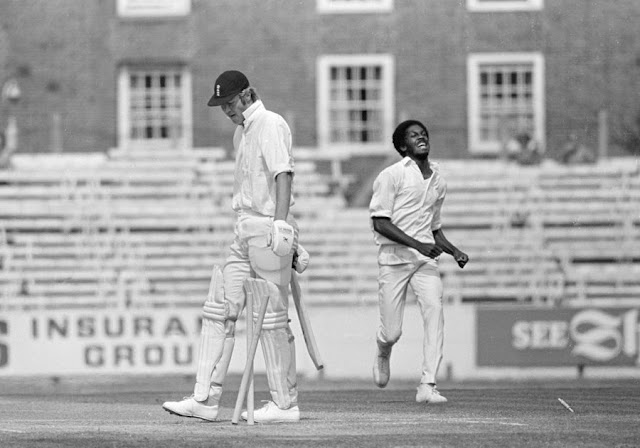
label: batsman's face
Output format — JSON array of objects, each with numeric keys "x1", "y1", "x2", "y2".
[
  {"x1": 403, "y1": 124, "x2": 430, "y2": 159},
  {"x1": 221, "y1": 93, "x2": 248, "y2": 125}
]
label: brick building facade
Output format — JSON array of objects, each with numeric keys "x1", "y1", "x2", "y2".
[{"x1": 0, "y1": 0, "x2": 638, "y2": 158}]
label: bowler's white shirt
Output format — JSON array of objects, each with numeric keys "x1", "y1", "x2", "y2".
[
  {"x1": 231, "y1": 100, "x2": 294, "y2": 216},
  {"x1": 369, "y1": 157, "x2": 446, "y2": 249}
]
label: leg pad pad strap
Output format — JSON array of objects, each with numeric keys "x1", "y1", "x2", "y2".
[
  {"x1": 256, "y1": 310, "x2": 288, "y2": 330},
  {"x1": 203, "y1": 301, "x2": 226, "y2": 322}
]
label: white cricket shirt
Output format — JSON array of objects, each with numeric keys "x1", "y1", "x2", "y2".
[
  {"x1": 231, "y1": 100, "x2": 294, "y2": 216},
  {"x1": 369, "y1": 157, "x2": 447, "y2": 249}
]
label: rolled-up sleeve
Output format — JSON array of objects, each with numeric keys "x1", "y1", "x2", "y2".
[
  {"x1": 370, "y1": 170, "x2": 395, "y2": 219},
  {"x1": 261, "y1": 116, "x2": 293, "y2": 179}
]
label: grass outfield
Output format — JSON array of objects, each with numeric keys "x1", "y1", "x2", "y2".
[{"x1": 0, "y1": 375, "x2": 639, "y2": 447}]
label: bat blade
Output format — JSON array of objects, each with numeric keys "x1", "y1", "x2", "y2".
[{"x1": 290, "y1": 272, "x2": 324, "y2": 370}]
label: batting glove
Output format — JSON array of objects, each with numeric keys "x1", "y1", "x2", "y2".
[
  {"x1": 269, "y1": 219, "x2": 295, "y2": 257},
  {"x1": 293, "y1": 244, "x2": 310, "y2": 273}
]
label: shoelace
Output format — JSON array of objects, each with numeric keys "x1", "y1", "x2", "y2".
[
  {"x1": 182, "y1": 394, "x2": 212, "y2": 404},
  {"x1": 418, "y1": 384, "x2": 441, "y2": 395}
]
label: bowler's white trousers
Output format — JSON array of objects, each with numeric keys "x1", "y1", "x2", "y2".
[{"x1": 376, "y1": 248, "x2": 444, "y2": 385}]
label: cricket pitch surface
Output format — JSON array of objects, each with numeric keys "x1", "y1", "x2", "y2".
[{"x1": 1, "y1": 375, "x2": 638, "y2": 447}]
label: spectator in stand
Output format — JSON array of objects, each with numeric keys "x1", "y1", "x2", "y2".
[
  {"x1": 0, "y1": 131, "x2": 11, "y2": 169},
  {"x1": 502, "y1": 131, "x2": 542, "y2": 165},
  {"x1": 514, "y1": 132, "x2": 542, "y2": 166},
  {"x1": 501, "y1": 134, "x2": 521, "y2": 162},
  {"x1": 558, "y1": 133, "x2": 596, "y2": 165}
]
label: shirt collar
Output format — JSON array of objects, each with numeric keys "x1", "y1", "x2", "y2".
[
  {"x1": 402, "y1": 157, "x2": 438, "y2": 174},
  {"x1": 241, "y1": 100, "x2": 265, "y2": 128}
]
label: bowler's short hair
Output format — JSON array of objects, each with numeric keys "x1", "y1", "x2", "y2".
[{"x1": 392, "y1": 120, "x2": 429, "y2": 155}]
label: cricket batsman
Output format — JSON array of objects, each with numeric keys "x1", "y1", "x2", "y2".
[
  {"x1": 369, "y1": 120, "x2": 469, "y2": 404},
  {"x1": 162, "y1": 70, "x2": 305, "y2": 423}
]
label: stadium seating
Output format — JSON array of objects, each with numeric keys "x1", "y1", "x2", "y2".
[
  {"x1": 0, "y1": 151, "x2": 638, "y2": 310},
  {"x1": 440, "y1": 158, "x2": 640, "y2": 304}
]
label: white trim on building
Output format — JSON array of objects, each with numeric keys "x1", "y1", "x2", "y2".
[
  {"x1": 317, "y1": 54, "x2": 394, "y2": 155},
  {"x1": 467, "y1": 52, "x2": 545, "y2": 155},
  {"x1": 467, "y1": 0, "x2": 543, "y2": 12},
  {"x1": 117, "y1": 66, "x2": 193, "y2": 151},
  {"x1": 117, "y1": 0, "x2": 191, "y2": 17},
  {"x1": 317, "y1": 0, "x2": 393, "y2": 14}
]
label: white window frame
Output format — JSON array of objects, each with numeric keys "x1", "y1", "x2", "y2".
[
  {"x1": 467, "y1": 0, "x2": 543, "y2": 12},
  {"x1": 117, "y1": 65, "x2": 193, "y2": 151},
  {"x1": 317, "y1": 54, "x2": 395, "y2": 154},
  {"x1": 117, "y1": 0, "x2": 191, "y2": 18},
  {"x1": 467, "y1": 52, "x2": 545, "y2": 155},
  {"x1": 317, "y1": 0, "x2": 393, "y2": 14}
]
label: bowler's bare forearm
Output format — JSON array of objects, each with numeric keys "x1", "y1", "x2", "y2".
[
  {"x1": 432, "y1": 228, "x2": 457, "y2": 255},
  {"x1": 372, "y1": 217, "x2": 442, "y2": 258},
  {"x1": 274, "y1": 171, "x2": 293, "y2": 221},
  {"x1": 433, "y1": 228, "x2": 469, "y2": 268},
  {"x1": 372, "y1": 217, "x2": 421, "y2": 249}
]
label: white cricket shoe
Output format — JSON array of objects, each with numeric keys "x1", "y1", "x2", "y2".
[
  {"x1": 241, "y1": 401, "x2": 300, "y2": 423},
  {"x1": 416, "y1": 383, "x2": 448, "y2": 404},
  {"x1": 373, "y1": 342, "x2": 392, "y2": 388},
  {"x1": 162, "y1": 396, "x2": 219, "y2": 421}
]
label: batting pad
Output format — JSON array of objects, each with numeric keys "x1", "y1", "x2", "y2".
[
  {"x1": 194, "y1": 317, "x2": 226, "y2": 400},
  {"x1": 246, "y1": 281, "x2": 288, "y2": 333},
  {"x1": 194, "y1": 265, "x2": 227, "y2": 401},
  {"x1": 261, "y1": 328, "x2": 292, "y2": 409},
  {"x1": 244, "y1": 278, "x2": 293, "y2": 409},
  {"x1": 210, "y1": 322, "x2": 236, "y2": 386},
  {"x1": 258, "y1": 310, "x2": 288, "y2": 330}
]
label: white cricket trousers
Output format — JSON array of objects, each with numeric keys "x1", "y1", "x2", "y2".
[
  {"x1": 223, "y1": 211, "x2": 298, "y2": 408},
  {"x1": 224, "y1": 211, "x2": 297, "y2": 319},
  {"x1": 376, "y1": 259, "x2": 444, "y2": 385}
]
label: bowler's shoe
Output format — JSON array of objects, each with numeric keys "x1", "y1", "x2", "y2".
[
  {"x1": 242, "y1": 401, "x2": 300, "y2": 423},
  {"x1": 416, "y1": 383, "x2": 448, "y2": 404},
  {"x1": 373, "y1": 341, "x2": 392, "y2": 388},
  {"x1": 162, "y1": 396, "x2": 219, "y2": 421}
]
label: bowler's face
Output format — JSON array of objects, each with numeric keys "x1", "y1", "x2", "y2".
[
  {"x1": 403, "y1": 124, "x2": 430, "y2": 159},
  {"x1": 221, "y1": 94, "x2": 248, "y2": 125}
]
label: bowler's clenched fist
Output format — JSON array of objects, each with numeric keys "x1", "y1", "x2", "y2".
[{"x1": 454, "y1": 250, "x2": 469, "y2": 269}]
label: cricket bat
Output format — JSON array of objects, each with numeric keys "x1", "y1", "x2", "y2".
[{"x1": 290, "y1": 272, "x2": 324, "y2": 370}]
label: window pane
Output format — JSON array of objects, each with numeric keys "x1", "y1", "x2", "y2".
[
  {"x1": 326, "y1": 62, "x2": 387, "y2": 144},
  {"x1": 477, "y1": 62, "x2": 536, "y2": 144},
  {"x1": 127, "y1": 68, "x2": 184, "y2": 143}
]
